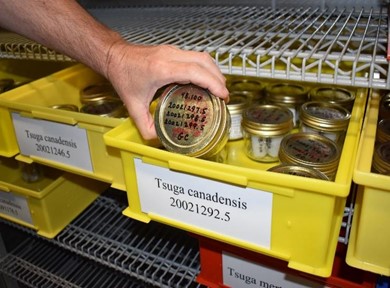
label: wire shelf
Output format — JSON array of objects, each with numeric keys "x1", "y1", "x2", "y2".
[
  {"x1": 0, "y1": 238, "x2": 152, "y2": 288},
  {"x1": 0, "y1": 6, "x2": 389, "y2": 88},
  {"x1": 0, "y1": 31, "x2": 72, "y2": 62},
  {"x1": 0, "y1": 187, "x2": 356, "y2": 287},
  {"x1": 0, "y1": 194, "x2": 203, "y2": 288}
]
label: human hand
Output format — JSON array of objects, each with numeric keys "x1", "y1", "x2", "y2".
[{"x1": 105, "y1": 42, "x2": 229, "y2": 140}]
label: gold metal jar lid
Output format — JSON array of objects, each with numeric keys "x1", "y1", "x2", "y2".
[
  {"x1": 300, "y1": 101, "x2": 351, "y2": 131},
  {"x1": 154, "y1": 83, "x2": 230, "y2": 158},
  {"x1": 227, "y1": 76, "x2": 265, "y2": 101},
  {"x1": 241, "y1": 104, "x2": 293, "y2": 136},
  {"x1": 50, "y1": 104, "x2": 79, "y2": 112},
  {"x1": 372, "y1": 142, "x2": 390, "y2": 174},
  {"x1": 377, "y1": 119, "x2": 390, "y2": 143},
  {"x1": 0, "y1": 78, "x2": 15, "y2": 93},
  {"x1": 279, "y1": 132, "x2": 341, "y2": 177},
  {"x1": 80, "y1": 99, "x2": 127, "y2": 118},
  {"x1": 268, "y1": 164, "x2": 329, "y2": 180},
  {"x1": 309, "y1": 87, "x2": 355, "y2": 110},
  {"x1": 80, "y1": 82, "x2": 119, "y2": 104},
  {"x1": 227, "y1": 94, "x2": 250, "y2": 115},
  {"x1": 265, "y1": 83, "x2": 308, "y2": 104}
]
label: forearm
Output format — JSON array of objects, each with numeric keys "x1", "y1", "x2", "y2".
[
  {"x1": 0, "y1": 1, "x2": 229, "y2": 140},
  {"x1": 0, "y1": 0, "x2": 123, "y2": 78}
]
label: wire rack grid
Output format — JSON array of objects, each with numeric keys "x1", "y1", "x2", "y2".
[
  {"x1": 0, "y1": 195, "x2": 204, "y2": 288},
  {"x1": 1, "y1": 6, "x2": 389, "y2": 88}
]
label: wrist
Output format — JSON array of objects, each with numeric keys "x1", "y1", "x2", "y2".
[{"x1": 104, "y1": 38, "x2": 133, "y2": 81}]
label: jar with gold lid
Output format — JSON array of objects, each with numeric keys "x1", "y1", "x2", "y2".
[
  {"x1": 80, "y1": 82, "x2": 119, "y2": 104},
  {"x1": 268, "y1": 164, "x2": 329, "y2": 180},
  {"x1": 278, "y1": 132, "x2": 341, "y2": 180},
  {"x1": 154, "y1": 84, "x2": 230, "y2": 159},
  {"x1": 80, "y1": 99, "x2": 128, "y2": 118},
  {"x1": 372, "y1": 142, "x2": 390, "y2": 175},
  {"x1": 49, "y1": 104, "x2": 79, "y2": 112},
  {"x1": 309, "y1": 87, "x2": 355, "y2": 112},
  {"x1": 227, "y1": 76, "x2": 265, "y2": 104},
  {"x1": 265, "y1": 82, "x2": 309, "y2": 127},
  {"x1": 376, "y1": 119, "x2": 390, "y2": 144},
  {"x1": 227, "y1": 93, "x2": 251, "y2": 140},
  {"x1": 241, "y1": 104, "x2": 293, "y2": 162},
  {"x1": 299, "y1": 101, "x2": 351, "y2": 147}
]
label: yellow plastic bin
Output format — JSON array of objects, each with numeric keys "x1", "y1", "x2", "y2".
[
  {"x1": 0, "y1": 59, "x2": 73, "y2": 157},
  {"x1": 0, "y1": 64, "x2": 127, "y2": 190},
  {"x1": 103, "y1": 85, "x2": 368, "y2": 278},
  {"x1": 346, "y1": 90, "x2": 390, "y2": 276},
  {"x1": 0, "y1": 156, "x2": 108, "y2": 238}
]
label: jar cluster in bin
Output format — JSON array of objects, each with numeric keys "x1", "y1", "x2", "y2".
[
  {"x1": 230, "y1": 76, "x2": 353, "y2": 181},
  {"x1": 153, "y1": 76, "x2": 356, "y2": 181},
  {"x1": 372, "y1": 92, "x2": 390, "y2": 174},
  {"x1": 2, "y1": 77, "x2": 129, "y2": 119}
]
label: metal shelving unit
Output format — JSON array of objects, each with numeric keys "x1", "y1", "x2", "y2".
[
  {"x1": 0, "y1": 238, "x2": 151, "y2": 288},
  {"x1": 0, "y1": 190, "x2": 355, "y2": 287},
  {"x1": 0, "y1": 194, "x2": 203, "y2": 288},
  {"x1": 1, "y1": 6, "x2": 389, "y2": 88},
  {"x1": 0, "y1": 3, "x2": 385, "y2": 287}
]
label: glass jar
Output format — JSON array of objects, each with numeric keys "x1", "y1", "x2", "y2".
[
  {"x1": 265, "y1": 82, "x2": 309, "y2": 128},
  {"x1": 309, "y1": 86, "x2": 355, "y2": 112},
  {"x1": 376, "y1": 119, "x2": 390, "y2": 144},
  {"x1": 154, "y1": 84, "x2": 231, "y2": 159},
  {"x1": 299, "y1": 101, "x2": 351, "y2": 147},
  {"x1": 372, "y1": 142, "x2": 390, "y2": 175},
  {"x1": 227, "y1": 76, "x2": 266, "y2": 104},
  {"x1": 268, "y1": 164, "x2": 329, "y2": 180},
  {"x1": 80, "y1": 99, "x2": 128, "y2": 118},
  {"x1": 80, "y1": 82, "x2": 119, "y2": 104},
  {"x1": 278, "y1": 132, "x2": 341, "y2": 180},
  {"x1": 207, "y1": 145, "x2": 228, "y2": 163},
  {"x1": 241, "y1": 104, "x2": 293, "y2": 162},
  {"x1": 227, "y1": 93, "x2": 251, "y2": 140},
  {"x1": 20, "y1": 162, "x2": 44, "y2": 183}
]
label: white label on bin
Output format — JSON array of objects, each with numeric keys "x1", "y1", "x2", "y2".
[
  {"x1": 134, "y1": 158, "x2": 272, "y2": 249},
  {"x1": 0, "y1": 190, "x2": 33, "y2": 224},
  {"x1": 12, "y1": 113, "x2": 93, "y2": 172},
  {"x1": 222, "y1": 252, "x2": 325, "y2": 288}
]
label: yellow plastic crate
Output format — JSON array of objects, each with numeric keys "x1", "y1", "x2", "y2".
[
  {"x1": 0, "y1": 59, "x2": 73, "y2": 157},
  {"x1": 104, "y1": 85, "x2": 368, "y2": 277},
  {"x1": 0, "y1": 156, "x2": 108, "y2": 238},
  {"x1": 346, "y1": 91, "x2": 390, "y2": 276},
  {"x1": 0, "y1": 64, "x2": 127, "y2": 190}
]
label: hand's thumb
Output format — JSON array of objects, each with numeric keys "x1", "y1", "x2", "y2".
[{"x1": 131, "y1": 109, "x2": 157, "y2": 140}]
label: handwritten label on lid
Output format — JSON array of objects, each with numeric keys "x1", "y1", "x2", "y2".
[{"x1": 161, "y1": 86, "x2": 212, "y2": 145}]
